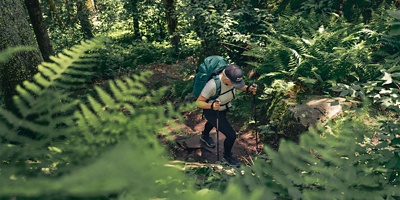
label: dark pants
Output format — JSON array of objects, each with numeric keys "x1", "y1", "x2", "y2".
[{"x1": 202, "y1": 109, "x2": 237, "y2": 157}]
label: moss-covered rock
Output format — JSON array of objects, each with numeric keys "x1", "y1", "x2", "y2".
[{"x1": 271, "y1": 95, "x2": 357, "y2": 144}]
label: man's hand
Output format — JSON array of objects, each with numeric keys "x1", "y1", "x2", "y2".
[
  {"x1": 248, "y1": 84, "x2": 257, "y2": 95},
  {"x1": 211, "y1": 100, "x2": 220, "y2": 110}
]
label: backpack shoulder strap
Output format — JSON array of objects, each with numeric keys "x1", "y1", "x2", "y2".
[
  {"x1": 220, "y1": 88, "x2": 235, "y2": 99},
  {"x1": 209, "y1": 74, "x2": 222, "y2": 100}
]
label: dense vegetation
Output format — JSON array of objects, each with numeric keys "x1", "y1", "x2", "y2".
[{"x1": 0, "y1": 0, "x2": 400, "y2": 199}]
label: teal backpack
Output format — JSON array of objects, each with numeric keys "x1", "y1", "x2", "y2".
[{"x1": 193, "y1": 56, "x2": 228, "y2": 100}]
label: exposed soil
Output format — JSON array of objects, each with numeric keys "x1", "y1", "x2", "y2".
[{"x1": 168, "y1": 109, "x2": 262, "y2": 166}]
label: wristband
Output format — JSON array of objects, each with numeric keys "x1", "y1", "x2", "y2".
[
  {"x1": 211, "y1": 101, "x2": 214, "y2": 110},
  {"x1": 246, "y1": 85, "x2": 251, "y2": 93}
]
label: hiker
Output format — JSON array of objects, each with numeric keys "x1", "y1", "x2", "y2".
[{"x1": 195, "y1": 64, "x2": 257, "y2": 166}]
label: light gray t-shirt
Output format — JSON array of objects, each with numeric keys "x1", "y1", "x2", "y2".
[{"x1": 201, "y1": 74, "x2": 235, "y2": 111}]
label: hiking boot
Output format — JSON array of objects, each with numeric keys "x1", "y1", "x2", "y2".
[
  {"x1": 223, "y1": 154, "x2": 240, "y2": 167},
  {"x1": 200, "y1": 135, "x2": 216, "y2": 148}
]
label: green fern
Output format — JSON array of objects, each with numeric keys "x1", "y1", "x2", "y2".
[
  {"x1": 13, "y1": 38, "x2": 105, "y2": 118},
  {"x1": 0, "y1": 46, "x2": 36, "y2": 63},
  {"x1": 0, "y1": 37, "x2": 197, "y2": 199},
  {"x1": 245, "y1": 12, "x2": 379, "y2": 95},
  {"x1": 0, "y1": 38, "x2": 107, "y2": 164},
  {"x1": 230, "y1": 110, "x2": 399, "y2": 199},
  {"x1": 69, "y1": 71, "x2": 184, "y2": 146}
]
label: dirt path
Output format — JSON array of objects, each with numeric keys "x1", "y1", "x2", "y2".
[{"x1": 168, "y1": 109, "x2": 261, "y2": 165}]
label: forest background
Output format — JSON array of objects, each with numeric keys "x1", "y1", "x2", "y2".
[{"x1": 1, "y1": 0, "x2": 400, "y2": 199}]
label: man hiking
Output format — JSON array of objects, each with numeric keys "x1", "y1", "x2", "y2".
[{"x1": 195, "y1": 63, "x2": 257, "y2": 166}]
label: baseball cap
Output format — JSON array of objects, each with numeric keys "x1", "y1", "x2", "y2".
[{"x1": 225, "y1": 64, "x2": 245, "y2": 88}]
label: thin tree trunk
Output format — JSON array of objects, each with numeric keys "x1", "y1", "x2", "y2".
[
  {"x1": 86, "y1": 0, "x2": 99, "y2": 30},
  {"x1": 24, "y1": 0, "x2": 55, "y2": 62},
  {"x1": 86, "y1": 0, "x2": 96, "y2": 12},
  {"x1": 131, "y1": 0, "x2": 140, "y2": 38},
  {"x1": 77, "y1": 0, "x2": 94, "y2": 39},
  {"x1": 85, "y1": 0, "x2": 97, "y2": 21},
  {"x1": 164, "y1": 0, "x2": 180, "y2": 55},
  {"x1": 0, "y1": 0, "x2": 43, "y2": 113}
]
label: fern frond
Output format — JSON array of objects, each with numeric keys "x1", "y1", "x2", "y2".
[
  {"x1": 0, "y1": 37, "x2": 108, "y2": 167},
  {"x1": 13, "y1": 37, "x2": 107, "y2": 120},
  {"x1": 233, "y1": 111, "x2": 398, "y2": 199},
  {"x1": 69, "y1": 70, "x2": 186, "y2": 148},
  {"x1": 0, "y1": 46, "x2": 36, "y2": 63}
]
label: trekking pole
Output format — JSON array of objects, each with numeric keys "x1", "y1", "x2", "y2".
[
  {"x1": 215, "y1": 99, "x2": 221, "y2": 161},
  {"x1": 251, "y1": 84, "x2": 259, "y2": 153}
]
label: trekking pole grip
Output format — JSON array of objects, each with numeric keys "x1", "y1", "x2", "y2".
[{"x1": 251, "y1": 83, "x2": 257, "y2": 95}]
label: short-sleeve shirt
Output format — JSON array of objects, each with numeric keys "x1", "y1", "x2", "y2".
[{"x1": 201, "y1": 74, "x2": 235, "y2": 111}]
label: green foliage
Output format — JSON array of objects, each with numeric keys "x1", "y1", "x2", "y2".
[
  {"x1": 329, "y1": 9, "x2": 400, "y2": 112},
  {"x1": 0, "y1": 46, "x2": 36, "y2": 63},
  {"x1": 300, "y1": 0, "x2": 339, "y2": 15},
  {"x1": 93, "y1": 34, "x2": 188, "y2": 80},
  {"x1": 184, "y1": 165, "x2": 233, "y2": 191},
  {"x1": 1, "y1": 38, "x2": 107, "y2": 165},
  {"x1": 244, "y1": 12, "x2": 381, "y2": 95},
  {"x1": 230, "y1": 109, "x2": 400, "y2": 199},
  {"x1": 95, "y1": 1, "x2": 132, "y2": 34},
  {"x1": 387, "y1": 10, "x2": 400, "y2": 36},
  {"x1": 330, "y1": 68, "x2": 400, "y2": 112},
  {"x1": 98, "y1": 40, "x2": 167, "y2": 75},
  {"x1": 0, "y1": 37, "x2": 197, "y2": 199},
  {"x1": 182, "y1": 0, "x2": 253, "y2": 58},
  {"x1": 1, "y1": 142, "x2": 189, "y2": 199},
  {"x1": 4, "y1": 1, "x2": 400, "y2": 199}
]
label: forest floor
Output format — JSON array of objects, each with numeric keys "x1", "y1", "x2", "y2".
[
  {"x1": 167, "y1": 109, "x2": 261, "y2": 166},
  {"x1": 142, "y1": 60, "x2": 265, "y2": 166}
]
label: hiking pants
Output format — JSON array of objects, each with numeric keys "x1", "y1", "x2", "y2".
[{"x1": 202, "y1": 109, "x2": 237, "y2": 157}]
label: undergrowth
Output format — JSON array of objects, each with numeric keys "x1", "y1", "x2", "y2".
[{"x1": 0, "y1": 36, "x2": 399, "y2": 200}]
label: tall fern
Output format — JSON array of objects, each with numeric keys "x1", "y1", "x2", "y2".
[
  {"x1": 244, "y1": 12, "x2": 380, "y2": 94},
  {"x1": 0, "y1": 38, "x2": 107, "y2": 175},
  {"x1": 0, "y1": 37, "x2": 197, "y2": 199},
  {"x1": 229, "y1": 110, "x2": 399, "y2": 199}
]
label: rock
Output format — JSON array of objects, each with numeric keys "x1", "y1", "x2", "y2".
[{"x1": 276, "y1": 95, "x2": 357, "y2": 143}]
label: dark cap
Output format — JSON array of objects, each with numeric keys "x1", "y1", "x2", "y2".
[{"x1": 225, "y1": 64, "x2": 245, "y2": 88}]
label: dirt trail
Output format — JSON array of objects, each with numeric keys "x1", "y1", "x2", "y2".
[{"x1": 168, "y1": 109, "x2": 261, "y2": 165}]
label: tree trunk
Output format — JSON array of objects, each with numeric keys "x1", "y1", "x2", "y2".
[
  {"x1": 0, "y1": 0, "x2": 43, "y2": 113},
  {"x1": 76, "y1": 0, "x2": 94, "y2": 39},
  {"x1": 86, "y1": 0, "x2": 96, "y2": 12},
  {"x1": 164, "y1": 0, "x2": 180, "y2": 55},
  {"x1": 24, "y1": 0, "x2": 55, "y2": 62},
  {"x1": 131, "y1": 0, "x2": 140, "y2": 38},
  {"x1": 85, "y1": 0, "x2": 98, "y2": 25}
]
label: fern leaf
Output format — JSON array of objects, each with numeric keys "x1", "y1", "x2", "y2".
[
  {"x1": 233, "y1": 112, "x2": 397, "y2": 199},
  {"x1": 95, "y1": 86, "x2": 116, "y2": 108}
]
